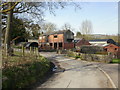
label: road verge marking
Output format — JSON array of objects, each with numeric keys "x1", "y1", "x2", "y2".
[{"x1": 97, "y1": 67, "x2": 117, "y2": 88}]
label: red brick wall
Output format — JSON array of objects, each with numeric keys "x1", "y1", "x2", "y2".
[
  {"x1": 48, "y1": 34, "x2": 64, "y2": 43},
  {"x1": 104, "y1": 44, "x2": 119, "y2": 53},
  {"x1": 38, "y1": 36, "x2": 46, "y2": 43},
  {"x1": 64, "y1": 43, "x2": 74, "y2": 49}
]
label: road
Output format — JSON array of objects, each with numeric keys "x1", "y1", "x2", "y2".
[
  {"x1": 99, "y1": 63, "x2": 118, "y2": 88},
  {"x1": 34, "y1": 52, "x2": 118, "y2": 89}
]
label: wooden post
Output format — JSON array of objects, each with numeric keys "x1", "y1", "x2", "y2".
[
  {"x1": 37, "y1": 47, "x2": 39, "y2": 56},
  {"x1": 36, "y1": 47, "x2": 38, "y2": 55},
  {"x1": 22, "y1": 46, "x2": 24, "y2": 56},
  {"x1": 30, "y1": 47, "x2": 32, "y2": 55}
]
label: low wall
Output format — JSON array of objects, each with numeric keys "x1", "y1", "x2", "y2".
[{"x1": 80, "y1": 53, "x2": 113, "y2": 63}]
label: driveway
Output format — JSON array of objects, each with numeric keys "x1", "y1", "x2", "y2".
[{"x1": 34, "y1": 52, "x2": 118, "y2": 88}]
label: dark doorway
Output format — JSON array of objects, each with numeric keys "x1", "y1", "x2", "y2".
[
  {"x1": 50, "y1": 43, "x2": 52, "y2": 46},
  {"x1": 59, "y1": 42, "x2": 62, "y2": 47},
  {"x1": 54, "y1": 43, "x2": 57, "y2": 49}
]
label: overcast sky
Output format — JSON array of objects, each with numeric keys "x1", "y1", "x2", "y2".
[{"x1": 43, "y1": 2, "x2": 118, "y2": 35}]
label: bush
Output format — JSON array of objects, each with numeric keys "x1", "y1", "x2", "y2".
[
  {"x1": 80, "y1": 46, "x2": 103, "y2": 54},
  {"x1": 110, "y1": 59, "x2": 120, "y2": 63},
  {"x1": 75, "y1": 55, "x2": 81, "y2": 59},
  {"x1": 2, "y1": 56, "x2": 50, "y2": 89}
]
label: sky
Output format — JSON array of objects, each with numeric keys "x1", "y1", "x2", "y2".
[{"x1": 43, "y1": 2, "x2": 118, "y2": 35}]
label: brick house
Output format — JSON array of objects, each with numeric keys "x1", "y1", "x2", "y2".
[
  {"x1": 103, "y1": 44, "x2": 120, "y2": 54},
  {"x1": 38, "y1": 30, "x2": 74, "y2": 50},
  {"x1": 103, "y1": 44, "x2": 120, "y2": 58}
]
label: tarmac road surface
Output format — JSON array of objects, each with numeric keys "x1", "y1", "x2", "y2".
[{"x1": 34, "y1": 52, "x2": 118, "y2": 89}]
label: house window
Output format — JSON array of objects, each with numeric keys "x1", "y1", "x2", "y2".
[
  {"x1": 54, "y1": 35, "x2": 57, "y2": 38},
  {"x1": 67, "y1": 39, "x2": 72, "y2": 42}
]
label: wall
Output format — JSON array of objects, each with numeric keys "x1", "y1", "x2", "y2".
[
  {"x1": 80, "y1": 53, "x2": 113, "y2": 63},
  {"x1": 48, "y1": 34, "x2": 64, "y2": 43},
  {"x1": 64, "y1": 43, "x2": 74, "y2": 49},
  {"x1": 38, "y1": 36, "x2": 46, "y2": 43},
  {"x1": 104, "y1": 44, "x2": 118, "y2": 53}
]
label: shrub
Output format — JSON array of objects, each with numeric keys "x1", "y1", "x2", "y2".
[
  {"x1": 80, "y1": 45, "x2": 103, "y2": 54},
  {"x1": 110, "y1": 59, "x2": 120, "y2": 63},
  {"x1": 75, "y1": 55, "x2": 81, "y2": 59},
  {"x1": 2, "y1": 60, "x2": 50, "y2": 89}
]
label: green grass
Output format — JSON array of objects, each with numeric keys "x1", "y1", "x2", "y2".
[
  {"x1": 111, "y1": 59, "x2": 120, "y2": 63},
  {"x1": 2, "y1": 50, "x2": 50, "y2": 89},
  {"x1": 75, "y1": 55, "x2": 81, "y2": 59}
]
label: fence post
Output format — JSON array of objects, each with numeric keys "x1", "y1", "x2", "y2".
[
  {"x1": 36, "y1": 47, "x2": 38, "y2": 55},
  {"x1": 30, "y1": 47, "x2": 32, "y2": 55},
  {"x1": 22, "y1": 46, "x2": 24, "y2": 56}
]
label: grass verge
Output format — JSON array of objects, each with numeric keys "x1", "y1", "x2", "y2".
[
  {"x1": 110, "y1": 59, "x2": 120, "y2": 63},
  {"x1": 2, "y1": 50, "x2": 51, "y2": 89}
]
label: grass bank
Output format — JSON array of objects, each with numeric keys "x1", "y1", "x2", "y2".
[{"x1": 2, "y1": 50, "x2": 51, "y2": 89}]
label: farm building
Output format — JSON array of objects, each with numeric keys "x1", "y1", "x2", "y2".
[
  {"x1": 89, "y1": 39, "x2": 116, "y2": 46},
  {"x1": 74, "y1": 38, "x2": 91, "y2": 49},
  {"x1": 103, "y1": 43, "x2": 120, "y2": 55},
  {"x1": 38, "y1": 30, "x2": 74, "y2": 50}
]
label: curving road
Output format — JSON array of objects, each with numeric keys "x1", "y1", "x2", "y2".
[{"x1": 34, "y1": 52, "x2": 118, "y2": 89}]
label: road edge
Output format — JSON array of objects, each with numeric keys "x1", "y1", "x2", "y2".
[{"x1": 97, "y1": 67, "x2": 117, "y2": 88}]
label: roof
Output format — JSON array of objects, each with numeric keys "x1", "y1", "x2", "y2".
[
  {"x1": 73, "y1": 38, "x2": 86, "y2": 43},
  {"x1": 43, "y1": 30, "x2": 73, "y2": 35},
  {"x1": 89, "y1": 39, "x2": 111, "y2": 42}
]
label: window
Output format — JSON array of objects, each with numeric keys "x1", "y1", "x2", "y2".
[
  {"x1": 67, "y1": 39, "x2": 72, "y2": 42},
  {"x1": 54, "y1": 35, "x2": 57, "y2": 38}
]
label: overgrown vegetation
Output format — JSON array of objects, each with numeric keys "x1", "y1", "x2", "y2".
[
  {"x1": 2, "y1": 50, "x2": 50, "y2": 89},
  {"x1": 67, "y1": 50, "x2": 81, "y2": 59},
  {"x1": 110, "y1": 59, "x2": 120, "y2": 63}
]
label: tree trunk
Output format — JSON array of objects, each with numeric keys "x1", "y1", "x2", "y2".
[{"x1": 4, "y1": 2, "x2": 13, "y2": 56}]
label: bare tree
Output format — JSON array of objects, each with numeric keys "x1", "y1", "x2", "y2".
[
  {"x1": 61, "y1": 23, "x2": 73, "y2": 30},
  {"x1": 41, "y1": 22, "x2": 57, "y2": 34},
  {"x1": 80, "y1": 20, "x2": 93, "y2": 39}
]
